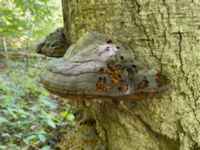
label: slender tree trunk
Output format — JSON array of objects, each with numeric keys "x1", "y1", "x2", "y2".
[
  {"x1": 61, "y1": 1, "x2": 200, "y2": 149},
  {"x1": 3, "y1": 37, "x2": 8, "y2": 59}
]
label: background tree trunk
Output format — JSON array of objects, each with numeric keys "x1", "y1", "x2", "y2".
[{"x1": 61, "y1": 1, "x2": 200, "y2": 149}]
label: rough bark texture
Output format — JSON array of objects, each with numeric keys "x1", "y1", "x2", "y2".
[{"x1": 60, "y1": 0, "x2": 200, "y2": 150}]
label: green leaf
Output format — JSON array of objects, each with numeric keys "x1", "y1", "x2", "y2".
[
  {"x1": 0, "y1": 117, "x2": 9, "y2": 123},
  {"x1": 41, "y1": 146, "x2": 51, "y2": 150},
  {"x1": 39, "y1": 96, "x2": 57, "y2": 109},
  {"x1": 7, "y1": 108, "x2": 18, "y2": 119},
  {"x1": 46, "y1": 119, "x2": 56, "y2": 128},
  {"x1": 0, "y1": 145, "x2": 7, "y2": 150},
  {"x1": 23, "y1": 135, "x2": 37, "y2": 144},
  {"x1": 61, "y1": 112, "x2": 75, "y2": 121},
  {"x1": 0, "y1": 0, "x2": 62, "y2": 49},
  {"x1": 38, "y1": 133, "x2": 46, "y2": 142}
]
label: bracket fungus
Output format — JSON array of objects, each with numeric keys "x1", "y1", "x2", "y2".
[
  {"x1": 36, "y1": 28, "x2": 69, "y2": 57},
  {"x1": 40, "y1": 32, "x2": 169, "y2": 100}
]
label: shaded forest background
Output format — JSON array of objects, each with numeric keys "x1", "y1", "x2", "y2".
[{"x1": 0, "y1": 1, "x2": 73, "y2": 149}]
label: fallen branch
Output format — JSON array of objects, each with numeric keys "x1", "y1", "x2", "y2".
[{"x1": 0, "y1": 51, "x2": 48, "y2": 60}]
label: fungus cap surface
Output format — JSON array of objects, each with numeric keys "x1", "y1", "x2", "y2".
[
  {"x1": 40, "y1": 32, "x2": 169, "y2": 100},
  {"x1": 36, "y1": 28, "x2": 69, "y2": 57}
]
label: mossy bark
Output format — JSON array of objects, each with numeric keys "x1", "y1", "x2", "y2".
[{"x1": 61, "y1": 0, "x2": 200, "y2": 149}]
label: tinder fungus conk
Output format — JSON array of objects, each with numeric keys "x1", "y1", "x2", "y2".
[
  {"x1": 36, "y1": 28, "x2": 69, "y2": 57},
  {"x1": 40, "y1": 31, "x2": 169, "y2": 100}
]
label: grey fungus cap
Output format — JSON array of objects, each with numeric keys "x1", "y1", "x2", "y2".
[{"x1": 40, "y1": 31, "x2": 169, "y2": 100}]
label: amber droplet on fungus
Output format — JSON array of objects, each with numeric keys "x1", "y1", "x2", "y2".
[
  {"x1": 138, "y1": 79, "x2": 149, "y2": 89},
  {"x1": 96, "y1": 77, "x2": 106, "y2": 92}
]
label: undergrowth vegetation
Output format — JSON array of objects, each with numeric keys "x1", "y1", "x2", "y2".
[
  {"x1": 0, "y1": 0, "x2": 72, "y2": 149},
  {"x1": 0, "y1": 56, "x2": 74, "y2": 150}
]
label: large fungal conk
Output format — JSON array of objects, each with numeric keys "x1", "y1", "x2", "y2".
[
  {"x1": 40, "y1": 31, "x2": 169, "y2": 100},
  {"x1": 36, "y1": 28, "x2": 69, "y2": 57}
]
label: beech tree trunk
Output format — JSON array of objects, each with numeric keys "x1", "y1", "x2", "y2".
[{"x1": 61, "y1": 1, "x2": 200, "y2": 150}]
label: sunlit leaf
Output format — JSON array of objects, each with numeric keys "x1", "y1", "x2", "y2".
[
  {"x1": 7, "y1": 108, "x2": 18, "y2": 119},
  {"x1": 23, "y1": 134, "x2": 38, "y2": 145},
  {"x1": 39, "y1": 96, "x2": 57, "y2": 109},
  {"x1": 0, "y1": 117, "x2": 8, "y2": 123},
  {"x1": 46, "y1": 119, "x2": 56, "y2": 128},
  {"x1": 41, "y1": 145, "x2": 51, "y2": 150},
  {"x1": 0, "y1": 145, "x2": 7, "y2": 150},
  {"x1": 61, "y1": 112, "x2": 75, "y2": 121},
  {"x1": 38, "y1": 133, "x2": 46, "y2": 142}
]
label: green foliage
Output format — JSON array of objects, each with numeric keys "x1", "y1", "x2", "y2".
[
  {"x1": 0, "y1": 58, "x2": 74, "y2": 149},
  {"x1": 0, "y1": 1, "x2": 70, "y2": 148},
  {"x1": 0, "y1": 0, "x2": 62, "y2": 50}
]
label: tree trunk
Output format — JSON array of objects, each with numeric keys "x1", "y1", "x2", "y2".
[{"x1": 61, "y1": 1, "x2": 200, "y2": 150}]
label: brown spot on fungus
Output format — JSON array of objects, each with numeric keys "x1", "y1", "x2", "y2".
[
  {"x1": 118, "y1": 87, "x2": 122, "y2": 91},
  {"x1": 138, "y1": 79, "x2": 149, "y2": 89},
  {"x1": 99, "y1": 68, "x2": 105, "y2": 74},
  {"x1": 120, "y1": 56, "x2": 124, "y2": 60},
  {"x1": 155, "y1": 72, "x2": 168, "y2": 87},
  {"x1": 107, "y1": 63, "x2": 111, "y2": 68},
  {"x1": 118, "y1": 85, "x2": 129, "y2": 92},
  {"x1": 106, "y1": 47, "x2": 110, "y2": 51},
  {"x1": 107, "y1": 64, "x2": 123, "y2": 84},
  {"x1": 96, "y1": 77, "x2": 106, "y2": 92}
]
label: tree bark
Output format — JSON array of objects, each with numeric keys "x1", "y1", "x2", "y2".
[{"x1": 61, "y1": 0, "x2": 200, "y2": 149}]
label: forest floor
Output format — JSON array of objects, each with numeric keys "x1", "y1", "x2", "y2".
[{"x1": 0, "y1": 52, "x2": 74, "y2": 150}]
